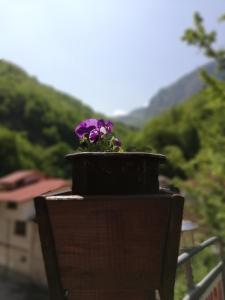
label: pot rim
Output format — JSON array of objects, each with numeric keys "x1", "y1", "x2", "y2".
[{"x1": 65, "y1": 152, "x2": 166, "y2": 163}]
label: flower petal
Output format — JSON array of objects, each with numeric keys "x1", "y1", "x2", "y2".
[
  {"x1": 100, "y1": 126, "x2": 107, "y2": 136},
  {"x1": 113, "y1": 137, "x2": 121, "y2": 147},
  {"x1": 75, "y1": 118, "x2": 98, "y2": 139},
  {"x1": 89, "y1": 128, "x2": 100, "y2": 143},
  {"x1": 97, "y1": 119, "x2": 106, "y2": 128},
  {"x1": 105, "y1": 120, "x2": 113, "y2": 133}
]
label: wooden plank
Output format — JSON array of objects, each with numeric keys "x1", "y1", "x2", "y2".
[
  {"x1": 34, "y1": 196, "x2": 65, "y2": 300},
  {"x1": 35, "y1": 193, "x2": 184, "y2": 300},
  {"x1": 159, "y1": 194, "x2": 184, "y2": 300},
  {"x1": 46, "y1": 195, "x2": 174, "y2": 300}
]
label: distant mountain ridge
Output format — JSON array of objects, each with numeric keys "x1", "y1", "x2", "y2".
[{"x1": 117, "y1": 61, "x2": 225, "y2": 127}]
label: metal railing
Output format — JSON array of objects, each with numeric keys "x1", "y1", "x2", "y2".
[{"x1": 177, "y1": 237, "x2": 225, "y2": 299}]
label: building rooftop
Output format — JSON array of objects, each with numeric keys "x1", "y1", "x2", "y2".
[
  {"x1": 0, "y1": 170, "x2": 45, "y2": 190},
  {"x1": 0, "y1": 178, "x2": 70, "y2": 203}
]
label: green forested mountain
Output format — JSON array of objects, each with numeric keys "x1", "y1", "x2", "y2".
[
  {"x1": 118, "y1": 61, "x2": 225, "y2": 127},
  {"x1": 1, "y1": 58, "x2": 225, "y2": 242},
  {"x1": 0, "y1": 59, "x2": 95, "y2": 147},
  {"x1": 0, "y1": 60, "x2": 131, "y2": 177},
  {"x1": 133, "y1": 76, "x2": 225, "y2": 238}
]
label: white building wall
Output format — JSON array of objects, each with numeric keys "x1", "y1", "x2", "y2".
[
  {"x1": 0, "y1": 217, "x2": 8, "y2": 244},
  {"x1": 0, "y1": 199, "x2": 47, "y2": 285},
  {"x1": 1, "y1": 201, "x2": 34, "y2": 221},
  {"x1": 8, "y1": 247, "x2": 30, "y2": 275},
  {"x1": 8, "y1": 219, "x2": 32, "y2": 251},
  {"x1": 29, "y1": 223, "x2": 47, "y2": 285},
  {"x1": 0, "y1": 245, "x2": 8, "y2": 265}
]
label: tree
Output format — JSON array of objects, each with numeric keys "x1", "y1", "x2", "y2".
[
  {"x1": 180, "y1": 11, "x2": 225, "y2": 239},
  {"x1": 182, "y1": 12, "x2": 225, "y2": 98}
]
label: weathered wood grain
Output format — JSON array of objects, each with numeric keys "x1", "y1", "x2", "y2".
[{"x1": 35, "y1": 194, "x2": 184, "y2": 300}]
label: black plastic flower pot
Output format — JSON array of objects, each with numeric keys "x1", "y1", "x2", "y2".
[{"x1": 65, "y1": 152, "x2": 166, "y2": 195}]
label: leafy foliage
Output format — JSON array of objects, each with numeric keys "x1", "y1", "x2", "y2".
[
  {"x1": 0, "y1": 60, "x2": 131, "y2": 177},
  {"x1": 0, "y1": 126, "x2": 44, "y2": 176},
  {"x1": 182, "y1": 12, "x2": 225, "y2": 69},
  {"x1": 134, "y1": 12, "x2": 225, "y2": 242},
  {"x1": 0, "y1": 59, "x2": 95, "y2": 148}
]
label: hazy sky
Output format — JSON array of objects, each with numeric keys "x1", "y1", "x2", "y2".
[{"x1": 1, "y1": 0, "x2": 225, "y2": 116}]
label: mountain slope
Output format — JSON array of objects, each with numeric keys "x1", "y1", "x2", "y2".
[
  {"x1": 133, "y1": 76, "x2": 225, "y2": 238},
  {"x1": 0, "y1": 60, "x2": 131, "y2": 177},
  {"x1": 0, "y1": 59, "x2": 96, "y2": 148},
  {"x1": 118, "y1": 61, "x2": 225, "y2": 126}
]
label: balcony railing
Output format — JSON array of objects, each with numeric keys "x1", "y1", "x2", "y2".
[{"x1": 177, "y1": 237, "x2": 225, "y2": 300}]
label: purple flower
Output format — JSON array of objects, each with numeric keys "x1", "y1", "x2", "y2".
[
  {"x1": 97, "y1": 119, "x2": 113, "y2": 134},
  {"x1": 75, "y1": 118, "x2": 114, "y2": 140},
  {"x1": 99, "y1": 126, "x2": 107, "y2": 137},
  {"x1": 97, "y1": 119, "x2": 105, "y2": 128},
  {"x1": 75, "y1": 118, "x2": 98, "y2": 139},
  {"x1": 112, "y1": 137, "x2": 121, "y2": 147},
  {"x1": 89, "y1": 128, "x2": 100, "y2": 143},
  {"x1": 105, "y1": 120, "x2": 113, "y2": 133}
]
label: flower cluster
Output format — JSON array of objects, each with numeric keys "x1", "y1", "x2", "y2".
[{"x1": 75, "y1": 118, "x2": 122, "y2": 152}]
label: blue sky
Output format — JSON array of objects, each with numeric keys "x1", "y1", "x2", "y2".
[{"x1": 1, "y1": 0, "x2": 225, "y2": 116}]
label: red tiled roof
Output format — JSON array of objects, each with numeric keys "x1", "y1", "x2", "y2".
[
  {"x1": 0, "y1": 179, "x2": 70, "y2": 203},
  {"x1": 0, "y1": 170, "x2": 44, "y2": 185}
]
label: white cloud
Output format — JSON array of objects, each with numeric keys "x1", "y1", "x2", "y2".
[
  {"x1": 112, "y1": 109, "x2": 127, "y2": 117},
  {"x1": 142, "y1": 101, "x2": 149, "y2": 107}
]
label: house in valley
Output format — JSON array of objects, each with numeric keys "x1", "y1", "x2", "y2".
[{"x1": 0, "y1": 170, "x2": 70, "y2": 285}]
